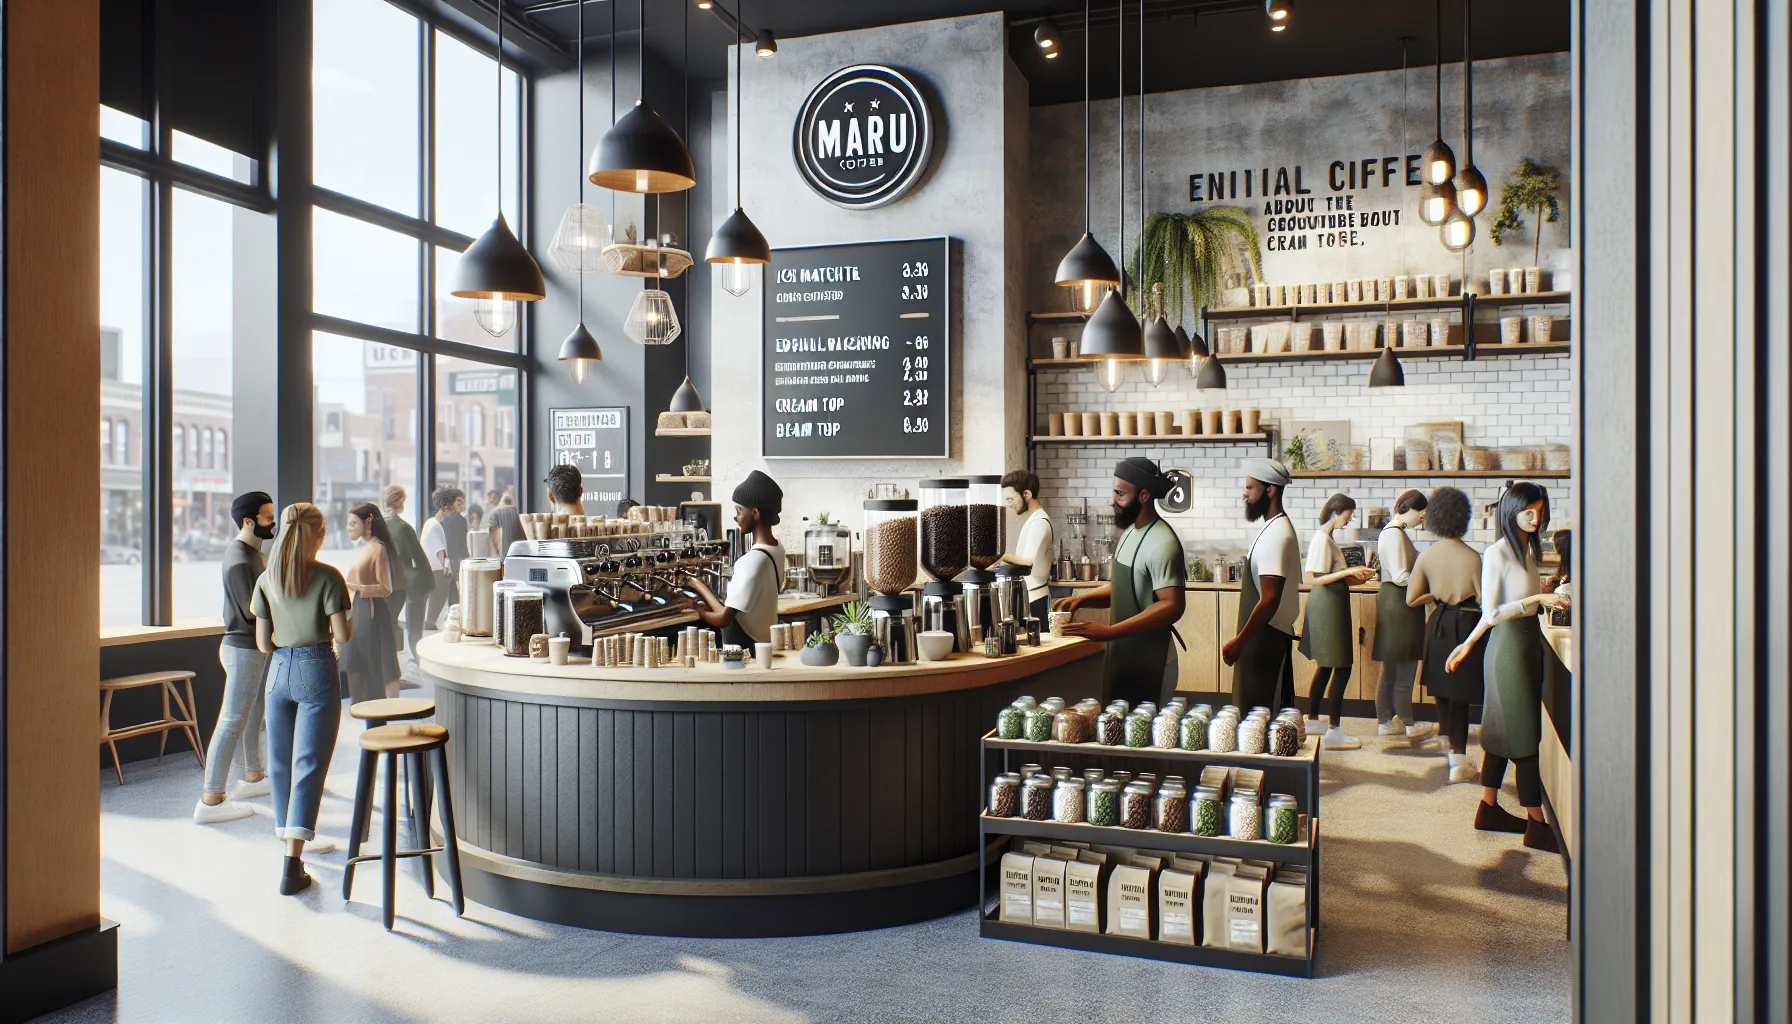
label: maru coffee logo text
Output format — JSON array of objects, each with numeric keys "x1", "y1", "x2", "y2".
[{"x1": 793, "y1": 65, "x2": 935, "y2": 210}]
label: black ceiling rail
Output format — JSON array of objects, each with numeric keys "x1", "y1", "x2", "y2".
[
  {"x1": 1010, "y1": 0, "x2": 1258, "y2": 34},
  {"x1": 517, "y1": 0, "x2": 760, "y2": 43}
]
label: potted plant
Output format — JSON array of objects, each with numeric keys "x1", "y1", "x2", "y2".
[
  {"x1": 799, "y1": 626, "x2": 840, "y2": 667},
  {"x1": 1125, "y1": 207, "x2": 1265, "y2": 319},
  {"x1": 1283, "y1": 435, "x2": 1311, "y2": 472},
  {"x1": 832, "y1": 600, "x2": 876, "y2": 666},
  {"x1": 1489, "y1": 158, "x2": 1563, "y2": 269}
]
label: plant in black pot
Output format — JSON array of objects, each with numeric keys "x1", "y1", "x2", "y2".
[
  {"x1": 799, "y1": 626, "x2": 840, "y2": 667},
  {"x1": 832, "y1": 600, "x2": 876, "y2": 667}
]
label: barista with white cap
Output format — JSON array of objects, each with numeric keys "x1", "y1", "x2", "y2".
[
  {"x1": 689, "y1": 470, "x2": 787, "y2": 649},
  {"x1": 1222, "y1": 457, "x2": 1302, "y2": 709}
]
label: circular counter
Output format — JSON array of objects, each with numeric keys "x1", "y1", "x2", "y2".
[{"x1": 417, "y1": 634, "x2": 1100, "y2": 937}]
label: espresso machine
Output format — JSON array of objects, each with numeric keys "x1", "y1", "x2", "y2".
[{"x1": 500, "y1": 535, "x2": 720, "y2": 652}]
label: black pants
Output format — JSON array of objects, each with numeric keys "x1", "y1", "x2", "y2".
[
  {"x1": 424, "y1": 571, "x2": 457, "y2": 631},
  {"x1": 1438, "y1": 696, "x2": 1472, "y2": 754},
  {"x1": 1305, "y1": 666, "x2": 1351, "y2": 726},
  {"x1": 389, "y1": 589, "x2": 409, "y2": 650},
  {"x1": 1483, "y1": 753, "x2": 1542, "y2": 807}
]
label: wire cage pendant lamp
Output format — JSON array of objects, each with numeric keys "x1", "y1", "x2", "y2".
[
  {"x1": 590, "y1": 0, "x2": 695, "y2": 193},
  {"x1": 453, "y1": 0, "x2": 546, "y2": 338},
  {"x1": 1053, "y1": 0, "x2": 1121, "y2": 313},
  {"x1": 705, "y1": 0, "x2": 771, "y2": 296},
  {"x1": 550, "y1": 0, "x2": 610, "y2": 274}
]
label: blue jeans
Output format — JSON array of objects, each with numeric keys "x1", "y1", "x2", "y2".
[
  {"x1": 203, "y1": 643, "x2": 269, "y2": 795},
  {"x1": 266, "y1": 642, "x2": 342, "y2": 841}
]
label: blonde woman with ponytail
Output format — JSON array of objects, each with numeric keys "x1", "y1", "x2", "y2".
[{"x1": 250, "y1": 503, "x2": 352, "y2": 896}]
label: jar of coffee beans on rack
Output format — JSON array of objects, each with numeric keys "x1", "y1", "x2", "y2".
[
  {"x1": 1023, "y1": 775, "x2": 1054, "y2": 821},
  {"x1": 1154, "y1": 781, "x2": 1189, "y2": 833},
  {"x1": 1179, "y1": 713, "x2": 1208, "y2": 751},
  {"x1": 1121, "y1": 781, "x2": 1154, "y2": 829},
  {"x1": 1053, "y1": 777, "x2": 1086, "y2": 823},
  {"x1": 1228, "y1": 794, "x2": 1264, "y2": 840},
  {"x1": 1192, "y1": 785, "x2": 1224, "y2": 836},
  {"x1": 1208, "y1": 713, "x2": 1239, "y2": 753},
  {"x1": 1089, "y1": 778, "x2": 1122, "y2": 827},
  {"x1": 1124, "y1": 711, "x2": 1153, "y2": 748},
  {"x1": 1024, "y1": 706, "x2": 1055, "y2": 742},
  {"x1": 988, "y1": 773, "x2": 1021, "y2": 818},
  {"x1": 1019, "y1": 763, "x2": 1044, "y2": 780},
  {"x1": 1096, "y1": 711, "x2": 1124, "y2": 746},
  {"x1": 996, "y1": 703, "x2": 1025, "y2": 740},
  {"x1": 1267, "y1": 793, "x2": 1300, "y2": 844},
  {"x1": 1238, "y1": 715, "x2": 1268, "y2": 755},
  {"x1": 1268, "y1": 718, "x2": 1301, "y2": 757},
  {"x1": 1153, "y1": 711, "x2": 1181, "y2": 749}
]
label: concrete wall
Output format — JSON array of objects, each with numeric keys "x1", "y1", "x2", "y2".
[{"x1": 710, "y1": 13, "x2": 1029, "y2": 546}]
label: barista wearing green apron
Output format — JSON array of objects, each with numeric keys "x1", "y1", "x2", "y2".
[
  {"x1": 1222, "y1": 458, "x2": 1301, "y2": 710},
  {"x1": 1056, "y1": 458, "x2": 1187, "y2": 707}
]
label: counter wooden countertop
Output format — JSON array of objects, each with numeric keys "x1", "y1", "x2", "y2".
[
  {"x1": 1059, "y1": 580, "x2": 1383, "y2": 594},
  {"x1": 418, "y1": 633, "x2": 1100, "y2": 704}
]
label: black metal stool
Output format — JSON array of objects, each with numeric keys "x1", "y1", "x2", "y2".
[
  {"x1": 343, "y1": 722, "x2": 464, "y2": 930},
  {"x1": 347, "y1": 697, "x2": 437, "y2": 890}
]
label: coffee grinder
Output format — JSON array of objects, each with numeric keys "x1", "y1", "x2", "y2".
[
  {"x1": 958, "y1": 475, "x2": 1006, "y2": 645},
  {"x1": 918, "y1": 478, "x2": 970, "y2": 652},
  {"x1": 862, "y1": 498, "x2": 920, "y2": 664}
]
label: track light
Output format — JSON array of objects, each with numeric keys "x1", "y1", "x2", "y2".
[
  {"x1": 1035, "y1": 19, "x2": 1060, "y2": 51},
  {"x1": 1266, "y1": 0, "x2": 1291, "y2": 21},
  {"x1": 697, "y1": 0, "x2": 712, "y2": 7},
  {"x1": 755, "y1": 28, "x2": 776, "y2": 56}
]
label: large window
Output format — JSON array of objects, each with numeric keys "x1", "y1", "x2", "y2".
[
  {"x1": 312, "y1": 0, "x2": 526, "y2": 555},
  {"x1": 100, "y1": 166, "x2": 148, "y2": 627}
]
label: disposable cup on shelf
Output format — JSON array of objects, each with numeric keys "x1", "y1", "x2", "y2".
[
  {"x1": 1509, "y1": 267, "x2": 1527, "y2": 294},
  {"x1": 1138, "y1": 412, "x2": 1155, "y2": 437},
  {"x1": 1181, "y1": 409, "x2": 1201, "y2": 436},
  {"x1": 1347, "y1": 279, "x2": 1364, "y2": 303},
  {"x1": 1082, "y1": 412, "x2": 1101, "y2": 436},
  {"x1": 1530, "y1": 314, "x2": 1555, "y2": 343},
  {"x1": 1051, "y1": 337, "x2": 1068, "y2": 359},
  {"x1": 1243, "y1": 409, "x2": 1262, "y2": 434},
  {"x1": 1063, "y1": 412, "x2": 1083, "y2": 437},
  {"x1": 1223, "y1": 409, "x2": 1243, "y2": 434},
  {"x1": 1525, "y1": 267, "x2": 1543, "y2": 293},
  {"x1": 1489, "y1": 269, "x2": 1507, "y2": 295},
  {"x1": 1501, "y1": 317, "x2": 1524, "y2": 345},
  {"x1": 1157, "y1": 411, "x2": 1177, "y2": 436},
  {"x1": 1414, "y1": 274, "x2": 1433, "y2": 298},
  {"x1": 1394, "y1": 275, "x2": 1410, "y2": 300},
  {"x1": 1434, "y1": 272, "x2": 1452, "y2": 296},
  {"x1": 1322, "y1": 322, "x2": 1344, "y2": 351},
  {"x1": 1047, "y1": 413, "x2": 1064, "y2": 437},
  {"x1": 1101, "y1": 412, "x2": 1119, "y2": 437},
  {"x1": 1203, "y1": 409, "x2": 1223, "y2": 435},
  {"x1": 1119, "y1": 412, "x2": 1138, "y2": 437}
]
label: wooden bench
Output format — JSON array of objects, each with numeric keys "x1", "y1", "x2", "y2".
[{"x1": 100, "y1": 670, "x2": 203, "y2": 785}]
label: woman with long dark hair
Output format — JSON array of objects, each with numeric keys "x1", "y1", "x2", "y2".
[
  {"x1": 340, "y1": 502, "x2": 402, "y2": 704},
  {"x1": 1446, "y1": 482, "x2": 1570, "y2": 851},
  {"x1": 251, "y1": 503, "x2": 352, "y2": 894},
  {"x1": 1408, "y1": 487, "x2": 1485, "y2": 782}
]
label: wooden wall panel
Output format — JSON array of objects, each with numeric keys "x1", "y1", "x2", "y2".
[{"x1": 6, "y1": 0, "x2": 102, "y2": 955}]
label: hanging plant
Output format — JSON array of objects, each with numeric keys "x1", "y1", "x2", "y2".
[
  {"x1": 1488, "y1": 158, "x2": 1562, "y2": 265},
  {"x1": 1124, "y1": 208, "x2": 1263, "y2": 322}
]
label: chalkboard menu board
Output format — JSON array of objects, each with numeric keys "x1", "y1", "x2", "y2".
[
  {"x1": 550, "y1": 407, "x2": 629, "y2": 512},
  {"x1": 762, "y1": 237, "x2": 950, "y2": 459}
]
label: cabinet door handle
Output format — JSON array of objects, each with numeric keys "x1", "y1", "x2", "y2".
[{"x1": 1358, "y1": 627, "x2": 1366, "y2": 645}]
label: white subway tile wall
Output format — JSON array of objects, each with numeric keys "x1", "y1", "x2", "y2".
[{"x1": 1033, "y1": 354, "x2": 1575, "y2": 555}]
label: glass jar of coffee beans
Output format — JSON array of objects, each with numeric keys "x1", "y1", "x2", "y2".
[
  {"x1": 1267, "y1": 793, "x2": 1300, "y2": 844},
  {"x1": 1023, "y1": 775, "x2": 1054, "y2": 821},
  {"x1": 1053, "y1": 777, "x2": 1086, "y2": 823},
  {"x1": 1124, "y1": 711, "x2": 1153, "y2": 748},
  {"x1": 1154, "y1": 781, "x2": 1189, "y2": 833},
  {"x1": 1096, "y1": 711, "x2": 1124, "y2": 746},
  {"x1": 1121, "y1": 781, "x2": 1154, "y2": 829},
  {"x1": 1179, "y1": 713, "x2": 1208, "y2": 751},
  {"x1": 996, "y1": 704, "x2": 1025, "y2": 740},
  {"x1": 1228, "y1": 794, "x2": 1263, "y2": 840},
  {"x1": 1192, "y1": 785, "x2": 1224, "y2": 836},
  {"x1": 1024, "y1": 706, "x2": 1054, "y2": 742},
  {"x1": 988, "y1": 773, "x2": 1021, "y2": 818},
  {"x1": 1089, "y1": 779, "x2": 1122, "y2": 827}
]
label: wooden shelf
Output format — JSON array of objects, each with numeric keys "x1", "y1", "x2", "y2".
[
  {"x1": 656, "y1": 474, "x2": 712, "y2": 483},
  {"x1": 1204, "y1": 295, "x2": 1462, "y2": 320},
  {"x1": 1031, "y1": 434, "x2": 1270, "y2": 446},
  {"x1": 980, "y1": 914, "x2": 1316, "y2": 977},
  {"x1": 1289, "y1": 469, "x2": 1571, "y2": 479},
  {"x1": 979, "y1": 813, "x2": 1314, "y2": 865},
  {"x1": 983, "y1": 731, "x2": 1319, "y2": 768},
  {"x1": 1474, "y1": 290, "x2": 1573, "y2": 306},
  {"x1": 1028, "y1": 342, "x2": 1569, "y2": 372},
  {"x1": 1028, "y1": 310, "x2": 1091, "y2": 324},
  {"x1": 654, "y1": 427, "x2": 711, "y2": 438}
]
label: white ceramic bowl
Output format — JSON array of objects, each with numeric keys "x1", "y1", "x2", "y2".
[{"x1": 917, "y1": 630, "x2": 956, "y2": 662}]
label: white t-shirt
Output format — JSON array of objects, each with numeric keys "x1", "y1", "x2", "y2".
[
  {"x1": 725, "y1": 542, "x2": 787, "y2": 644},
  {"x1": 1246, "y1": 513, "x2": 1302, "y2": 635},
  {"x1": 1304, "y1": 530, "x2": 1346, "y2": 579},
  {"x1": 1476, "y1": 536, "x2": 1541, "y2": 629},
  {"x1": 1377, "y1": 525, "x2": 1414, "y2": 586},
  {"x1": 420, "y1": 516, "x2": 449, "y2": 572},
  {"x1": 1014, "y1": 508, "x2": 1055, "y2": 604}
]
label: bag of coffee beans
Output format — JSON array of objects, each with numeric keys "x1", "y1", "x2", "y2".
[
  {"x1": 1064, "y1": 854, "x2": 1105, "y2": 933},
  {"x1": 1226, "y1": 865, "x2": 1270, "y2": 952},
  {"x1": 1266, "y1": 871, "x2": 1309, "y2": 956},
  {"x1": 1157, "y1": 867, "x2": 1199, "y2": 945},
  {"x1": 999, "y1": 852, "x2": 1035, "y2": 924},
  {"x1": 1031, "y1": 854, "x2": 1069, "y2": 930},
  {"x1": 1202, "y1": 858, "x2": 1240, "y2": 948},
  {"x1": 1105, "y1": 862, "x2": 1155, "y2": 939}
]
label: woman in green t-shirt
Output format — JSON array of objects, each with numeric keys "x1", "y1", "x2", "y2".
[{"x1": 251, "y1": 503, "x2": 352, "y2": 896}]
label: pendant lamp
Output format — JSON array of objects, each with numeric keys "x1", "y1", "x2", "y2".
[
  {"x1": 1452, "y1": 0, "x2": 1487, "y2": 217},
  {"x1": 625, "y1": 276, "x2": 681, "y2": 345},
  {"x1": 1420, "y1": 178, "x2": 1457, "y2": 226},
  {"x1": 668, "y1": 0, "x2": 704, "y2": 414},
  {"x1": 1053, "y1": 0, "x2": 1120, "y2": 312},
  {"x1": 559, "y1": 322, "x2": 603, "y2": 383},
  {"x1": 1368, "y1": 345, "x2": 1405, "y2": 388},
  {"x1": 550, "y1": 0, "x2": 609, "y2": 273},
  {"x1": 705, "y1": 0, "x2": 770, "y2": 297},
  {"x1": 1422, "y1": 0, "x2": 1455, "y2": 186},
  {"x1": 589, "y1": 0, "x2": 695, "y2": 193},
  {"x1": 1196, "y1": 353, "x2": 1228, "y2": 391},
  {"x1": 1136, "y1": 8, "x2": 1178, "y2": 389},
  {"x1": 1080, "y1": 0, "x2": 1143, "y2": 372},
  {"x1": 453, "y1": 1, "x2": 546, "y2": 338}
]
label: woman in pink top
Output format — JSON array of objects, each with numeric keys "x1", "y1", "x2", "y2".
[{"x1": 341, "y1": 502, "x2": 402, "y2": 704}]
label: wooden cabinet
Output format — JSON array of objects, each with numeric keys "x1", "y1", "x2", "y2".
[
  {"x1": 1350, "y1": 594, "x2": 1380, "y2": 701},
  {"x1": 1175, "y1": 590, "x2": 1221, "y2": 693}
]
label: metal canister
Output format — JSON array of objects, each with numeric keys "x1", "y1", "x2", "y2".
[
  {"x1": 457, "y1": 557, "x2": 503, "y2": 636},
  {"x1": 999, "y1": 619, "x2": 1018, "y2": 655}
]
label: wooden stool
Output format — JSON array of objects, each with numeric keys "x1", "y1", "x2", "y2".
[
  {"x1": 347, "y1": 698, "x2": 437, "y2": 869},
  {"x1": 343, "y1": 723, "x2": 464, "y2": 930},
  {"x1": 347, "y1": 697, "x2": 435, "y2": 727},
  {"x1": 100, "y1": 670, "x2": 203, "y2": 785}
]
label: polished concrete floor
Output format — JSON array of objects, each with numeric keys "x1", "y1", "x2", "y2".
[{"x1": 46, "y1": 689, "x2": 1570, "y2": 1024}]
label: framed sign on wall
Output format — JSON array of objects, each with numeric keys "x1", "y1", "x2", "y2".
[
  {"x1": 550, "y1": 407, "x2": 628, "y2": 514},
  {"x1": 792, "y1": 65, "x2": 936, "y2": 209},
  {"x1": 762, "y1": 237, "x2": 950, "y2": 459}
]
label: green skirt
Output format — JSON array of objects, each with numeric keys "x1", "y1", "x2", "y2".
[
  {"x1": 1481, "y1": 615, "x2": 1545, "y2": 759},
  {"x1": 1373, "y1": 583, "x2": 1427, "y2": 663},
  {"x1": 1297, "y1": 580, "x2": 1354, "y2": 668}
]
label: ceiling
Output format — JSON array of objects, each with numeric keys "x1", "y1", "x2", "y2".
[{"x1": 506, "y1": 0, "x2": 1570, "y2": 104}]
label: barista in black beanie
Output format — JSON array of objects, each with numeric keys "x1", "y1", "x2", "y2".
[
  {"x1": 690, "y1": 470, "x2": 787, "y2": 648},
  {"x1": 1056, "y1": 457, "x2": 1187, "y2": 706}
]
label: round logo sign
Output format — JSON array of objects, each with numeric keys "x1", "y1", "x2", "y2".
[
  {"x1": 793, "y1": 65, "x2": 934, "y2": 210},
  {"x1": 1159, "y1": 470, "x2": 1194, "y2": 514}
]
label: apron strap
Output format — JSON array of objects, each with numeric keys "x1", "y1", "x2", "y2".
[{"x1": 1130, "y1": 519, "x2": 1187, "y2": 651}]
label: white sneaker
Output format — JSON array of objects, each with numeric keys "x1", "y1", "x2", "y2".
[
  {"x1": 1377, "y1": 719, "x2": 1405, "y2": 736},
  {"x1": 1405, "y1": 721, "x2": 1439, "y2": 741},
  {"x1": 194, "y1": 799, "x2": 255, "y2": 824},
  {"x1": 1304, "y1": 719, "x2": 1326, "y2": 740},
  {"x1": 1321, "y1": 727, "x2": 1362, "y2": 750},
  {"x1": 1411, "y1": 736, "x2": 1445, "y2": 754},
  {"x1": 304, "y1": 837, "x2": 338, "y2": 855},
  {"x1": 1449, "y1": 761, "x2": 1481, "y2": 783},
  {"x1": 228, "y1": 777, "x2": 271, "y2": 800}
]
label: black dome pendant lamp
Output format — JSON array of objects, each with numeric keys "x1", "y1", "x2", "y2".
[
  {"x1": 454, "y1": 1, "x2": 546, "y2": 338},
  {"x1": 1080, "y1": 0, "x2": 1143, "y2": 374},
  {"x1": 1053, "y1": 0, "x2": 1121, "y2": 313},
  {"x1": 557, "y1": 0, "x2": 603, "y2": 384},
  {"x1": 669, "y1": 0, "x2": 705, "y2": 414},
  {"x1": 1368, "y1": 345, "x2": 1405, "y2": 388},
  {"x1": 705, "y1": 0, "x2": 770, "y2": 297},
  {"x1": 1136, "y1": 2, "x2": 1180, "y2": 388},
  {"x1": 1421, "y1": 0, "x2": 1456, "y2": 187},
  {"x1": 590, "y1": 0, "x2": 695, "y2": 193}
]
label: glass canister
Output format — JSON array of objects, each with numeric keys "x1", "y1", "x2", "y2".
[
  {"x1": 1154, "y1": 782, "x2": 1189, "y2": 833},
  {"x1": 1153, "y1": 711, "x2": 1181, "y2": 749},
  {"x1": 1053, "y1": 777, "x2": 1086, "y2": 823},
  {"x1": 1136, "y1": 702, "x2": 1159, "y2": 718},
  {"x1": 1040, "y1": 697, "x2": 1066, "y2": 713},
  {"x1": 1208, "y1": 713, "x2": 1239, "y2": 752},
  {"x1": 996, "y1": 704, "x2": 1025, "y2": 740},
  {"x1": 917, "y1": 478, "x2": 969, "y2": 583},
  {"x1": 1096, "y1": 711, "x2": 1124, "y2": 746},
  {"x1": 1279, "y1": 707, "x2": 1305, "y2": 741},
  {"x1": 1179, "y1": 712, "x2": 1208, "y2": 751},
  {"x1": 1052, "y1": 708, "x2": 1093, "y2": 744},
  {"x1": 1268, "y1": 718, "x2": 1301, "y2": 757},
  {"x1": 1074, "y1": 698, "x2": 1103, "y2": 723},
  {"x1": 965, "y1": 475, "x2": 1007, "y2": 571},
  {"x1": 500, "y1": 588, "x2": 544, "y2": 657},
  {"x1": 1024, "y1": 706, "x2": 1055, "y2": 742},
  {"x1": 1267, "y1": 794, "x2": 1300, "y2": 844},
  {"x1": 1014, "y1": 696, "x2": 1037, "y2": 710},
  {"x1": 1082, "y1": 767, "x2": 1105, "y2": 790},
  {"x1": 1107, "y1": 700, "x2": 1131, "y2": 718},
  {"x1": 1121, "y1": 781, "x2": 1155, "y2": 829},
  {"x1": 1020, "y1": 763, "x2": 1044, "y2": 779},
  {"x1": 1238, "y1": 715, "x2": 1268, "y2": 755},
  {"x1": 988, "y1": 773, "x2": 1021, "y2": 818},
  {"x1": 1192, "y1": 785, "x2": 1224, "y2": 836},
  {"x1": 1089, "y1": 779, "x2": 1122, "y2": 827},
  {"x1": 1023, "y1": 775, "x2": 1055, "y2": 821},
  {"x1": 1229, "y1": 794, "x2": 1264, "y2": 840},
  {"x1": 862, "y1": 499, "x2": 920, "y2": 596},
  {"x1": 1124, "y1": 711, "x2": 1153, "y2": 748},
  {"x1": 1050, "y1": 766, "x2": 1074, "y2": 782}
]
